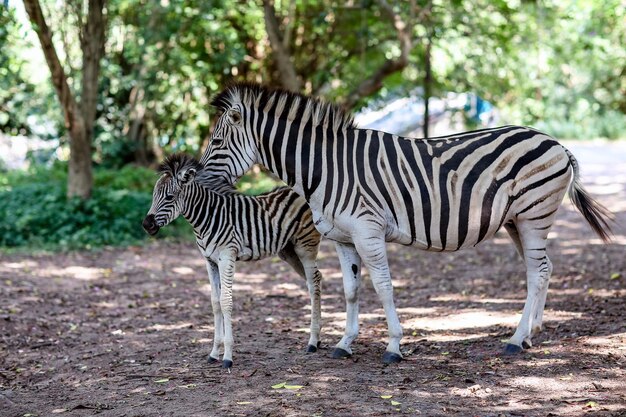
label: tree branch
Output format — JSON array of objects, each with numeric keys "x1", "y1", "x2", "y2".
[
  {"x1": 282, "y1": 0, "x2": 296, "y2": 52},
  {"x1": 80, "y1": 0, "x2": 107, "y2": 134},
  {"x1": 343, "y1": 0, "x2": 415, "y2": 109},
  {"x1": 263, "y1": 0, "x2": 301, "y2": 91},
  {"x1": 23, "y1": 0, "x2": 79, "y2": 130}
]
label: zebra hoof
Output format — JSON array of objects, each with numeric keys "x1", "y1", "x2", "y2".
[
  {"x1": 208, "y1": 356, "x2": 220, "y2": 364},
  {"x1": 382, "y1": 351, "x2": 402, "y2": 364},
  {"x1": 222, "y1": 359, "x2": 233, "y2": 369},
  {"x1": 331, "y1": 348, "x2": 351, "y2": 359},
  {"x1": 306, "y1": 344, "x2": 318, "y2": 353},
  {"x1": 503, "y1": 343, "x2": 523, "y2": 355},
  {"x1": 522, "y1": 340, "x2": 532, "y2": 349}
]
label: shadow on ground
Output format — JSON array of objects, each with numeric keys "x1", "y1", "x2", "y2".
[{"x1": 1, "y1": 159, "x2": 625, "y2": 416}]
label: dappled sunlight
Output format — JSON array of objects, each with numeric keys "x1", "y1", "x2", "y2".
[
  {"x1": 422, "y1": 332, "x2": 489, "y2": 343},
  {"x1": 404, "y1": 310, "x2": 520, "y2": 331},
  {"x1": 580, "y1": 332, "x2": 626, "y2": 347},
  {"x1": 274, "y1": 282, "x2": 301, "y2": 292},
  {"x1": 172, "y1": 266, "x2": 194, "y2": 275},
  {"x1": 1, "y1": 260, "x2": 39, "y2": 270},
  {"x1": 50, "y1": 265, "x2": 109, "y2": 281},
  {"x1": 429, "y1": 295, "x2": 523, "y2": 305},
  {"x1": 93, "y1": 301, "x2": 119, "y2": 309},
  {"x1": 147, "y1": 321, "x2": 194, "y2": 332}
]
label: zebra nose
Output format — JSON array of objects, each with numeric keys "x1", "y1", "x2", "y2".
[{"x1": 142, "y1": 215, "x2": 159, "y2": 236}]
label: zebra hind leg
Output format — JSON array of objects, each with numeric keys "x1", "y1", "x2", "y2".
[{"x1": 505, "y1": 220, "x2": 553, "y2": 355}]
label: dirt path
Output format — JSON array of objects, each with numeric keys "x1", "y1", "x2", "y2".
[{"x1": 1, "y1": 143, "x2": 625, "y2": 417}]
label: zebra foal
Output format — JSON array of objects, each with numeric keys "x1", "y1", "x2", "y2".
[
  {"x1": 201, "y1": 83, "x2": 613, "y2": 363},
  {"x1": 142, "y1": 153, "x2": 323, "y2": 368}
]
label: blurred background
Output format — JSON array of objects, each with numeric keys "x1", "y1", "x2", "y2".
[{"x1": 0, "y1": 0, "x2": 624, "y2": 251}]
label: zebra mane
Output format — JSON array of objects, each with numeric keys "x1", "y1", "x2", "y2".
[
  {"x1": 158, "y1": 153, "x2": 203, "y2": 177},
  {"x1": 210, "y1": 82, "x2": 356, "y2": 130},
  {"x1": 157, "y1": 153, "x2": 237, "y2": 192}
]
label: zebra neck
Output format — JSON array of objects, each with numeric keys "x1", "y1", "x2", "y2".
[
  {"x1": 257, "y1": 120, "x2": 345, "y2": 199},
  {"x1": 180, "y1": 184, "x2": 220, "y2": 231}
]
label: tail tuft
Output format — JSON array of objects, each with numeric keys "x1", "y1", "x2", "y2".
[{"x1": 565, "y1": 148, "x2": 614, "y2": 243}]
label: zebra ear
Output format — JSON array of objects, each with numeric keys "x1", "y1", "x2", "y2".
[{"x1": 177, "y1": 167, "x2": 197, "y2": 185}]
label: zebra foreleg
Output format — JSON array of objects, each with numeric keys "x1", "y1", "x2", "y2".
[
  {"x1": 353, "y1": 238, "x2": 403, "y2": 364},
  {"x1": 218, "y1": 248, "x2": 237, "y2": 368},
  {"x1": 205, "y1": 260, "x2": 223, "y2": 364},
  {"x1": 505, "y1": 223, "x2": 553, "y2": 354},
  {"x1": 332, "y1": 242, "x2": 362, "y2": 359}
]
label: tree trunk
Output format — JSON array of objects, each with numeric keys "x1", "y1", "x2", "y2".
[
  {"x1": 423, "y1": 40, "x2": 432, "y2": 138},
  {"x1": 263, "y1": 0, "x2": 301, "y2": 91},
  {"x1": 24, "y1": 0, "x2": 106, "y2": 199},
  {"x1": 68, "y1": 121, "x2": 93, "y2": 198}
]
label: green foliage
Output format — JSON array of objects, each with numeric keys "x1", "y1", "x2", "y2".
[
  {"x1": 0, "y1": 162, "x2": 283, "y2": 250},
  {"x1": 237, "y1": 169, "x2": 283, "y2": 196},
  {"x1": 94, "y1": 165, "x2": 158, "y2": 193},
  {"x1": 0, "y1": 166, "x2": 191, "y2": 251}
]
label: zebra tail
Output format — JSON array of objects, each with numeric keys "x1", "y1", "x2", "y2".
[{"x1": 565, "y1": 148, "x2": 614, "y2": 243}]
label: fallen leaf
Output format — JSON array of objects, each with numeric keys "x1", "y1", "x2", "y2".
[
  {"x1": 284, "y1": 385, "x2": 304, "y2": 390},
  {"x1": 381, "y1": 395, "x2": 393, "y2": 399},
  {"x1": 51, "y1": 410, "x2": 67, "y2": 414},
  {"x1": 585, "y1": 401, "x2": 598, "y2": 408},
  {"x1": 610, "y1": 272, "x2": 621, "y2": 280},
  {"x1": 154, "y1": 378, "x2": 169, "y2": 383},
  {"x1": 391, "y1": 400, "x2": 401, "y2": 406},
  {"x1": 441, "y1": 352, "x2": 449, "y2": 355},
  {"x1": 271, "y1": 382, "x2": 286, "y2": 389},
  {"x1": 236, "y1": 401, "x2": 252, "y2": 405}
]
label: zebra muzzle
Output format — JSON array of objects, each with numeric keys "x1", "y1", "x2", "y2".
[{"x1": 142, "y1": 215, "x2": 160, "y2": 236}]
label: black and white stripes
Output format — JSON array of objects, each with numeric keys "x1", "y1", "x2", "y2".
[
  {"x1": 202, "y1": 83, "x2": 613, "y2": 362},
  {"x1": 143, "y1": 153, "x2": 323, "y2": 367}
]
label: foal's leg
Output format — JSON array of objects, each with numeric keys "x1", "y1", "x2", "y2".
[
  {"x1": 353, "y1": 237, "x2": 403, "y2": 364},
  {"x1": 218, "y1": 248, "x2": 237, "y2": 368},
  {"x1": 504, "y1": 222, "x2": 525, "y2": 260},
  {"x1": 293, "y1": 245, "x2": 323, "y2": 353},
  {"x1": 279, "y1": 243, "x2": 323, "y2": 352},
  {"x1": 332, "y1": 242, "x2": 362, "y2": 358},
  {"x1": 205, "y1": 260, "x2": 223, "y2": 363},
  {"x1": 505, "y1": 221, "x2": 553, "y2": 354}
]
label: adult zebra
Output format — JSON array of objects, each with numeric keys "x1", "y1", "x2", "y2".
[
  {"x1": 142, "y1": 153, "x2": 323, "y2": 368},
  {"x1": 201, "y1": 83, "x2": 613, "y2": 363}
]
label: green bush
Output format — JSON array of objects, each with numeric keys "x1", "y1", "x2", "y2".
[
  {"x1": 0, "y1": 162, "x2": 282, "y2": 251},
  {"x1": 0, "y1": 168, "x2": 191, "y2": 251},
  {"x1": 94, "y1": 165, "x2": 158, "y2": 193}
]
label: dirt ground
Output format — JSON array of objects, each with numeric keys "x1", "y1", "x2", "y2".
[{"x1": 1, "y1": 146, "x2": 626, "y2": 417}]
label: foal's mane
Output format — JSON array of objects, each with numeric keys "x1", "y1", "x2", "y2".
[
  {"x1": 157, "y1": 153, "x2": 237, "y2": 192},
  {"x1": 210, "y1": 82, "x2": 356, "y2": 130}
]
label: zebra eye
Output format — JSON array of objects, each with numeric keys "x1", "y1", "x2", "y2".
[
  {"x1": 228, "y1": 109, "x2": 242, "y2": 125},
  {"x1": 164, "y1": 194, "x2": 174, "y2": 201},
  {"x1": 211, "y1": 137, "x2": 225, "y2": 148}
]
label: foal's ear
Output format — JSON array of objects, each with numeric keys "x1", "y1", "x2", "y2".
[{"x1": 177, "y1": 166, "x2": 197, "y2": 185}]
